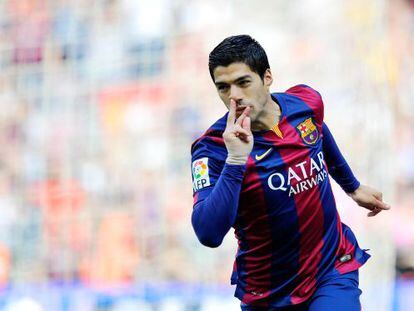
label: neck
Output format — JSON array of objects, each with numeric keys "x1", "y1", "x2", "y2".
[{"x1": 251, "y1": 94, "x2": 281, "y2": 131}]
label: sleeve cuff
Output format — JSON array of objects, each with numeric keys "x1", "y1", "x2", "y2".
[
  {"x1": 221, "y1": 163, "x2": 246, "y2": 182},
  {"x1": 342, "y1": 179, "x2": 360, "y2": 193}
]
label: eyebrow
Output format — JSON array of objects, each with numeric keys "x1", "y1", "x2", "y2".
[{"x1": 215, "y1": 75, "x2": 252, "y2": 86}]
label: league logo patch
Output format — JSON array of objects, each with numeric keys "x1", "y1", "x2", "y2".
[
  {"x1": 297, "y1": 118, "x2": 319, "y2": 145},
  {"x1": 192, "y1": 158, "x2": 211, "y2": 191}
]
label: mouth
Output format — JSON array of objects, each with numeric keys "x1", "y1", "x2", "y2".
[{"x1": 236, "y1": 106, "x2": 249, "y2": 114}]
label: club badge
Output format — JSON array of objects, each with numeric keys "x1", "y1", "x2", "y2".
[{"x1": 297, "y1": 118, "x2": 319, "y2": 145}]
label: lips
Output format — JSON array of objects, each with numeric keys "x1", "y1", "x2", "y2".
[{"x1": 236, "y1": 106, "x2": 248, "y2": 113}]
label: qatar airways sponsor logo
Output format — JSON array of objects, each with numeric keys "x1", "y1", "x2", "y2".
[{"x1": 267, "y1": 151, "x2": 328, "y2": 196}]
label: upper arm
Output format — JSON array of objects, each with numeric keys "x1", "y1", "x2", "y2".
[{"x1": 321, "y1": 122, "x2": 344, "y2": 167}]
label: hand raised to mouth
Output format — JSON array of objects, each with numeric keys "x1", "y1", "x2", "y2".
[{"x1": 223, "y1": 99, "x2": 254, "y2": 165}]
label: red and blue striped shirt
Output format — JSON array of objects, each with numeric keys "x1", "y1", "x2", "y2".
[{"x1": 191, "y1": 85, "x2": 370, "y2": 307}]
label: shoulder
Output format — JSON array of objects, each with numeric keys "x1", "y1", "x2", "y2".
[
  {"x1": 191, "y1": 114, "x2": 228, "y2": 161},
  {"x1": 285, "y1": 84, "x2": 323, "y2": 103},
  {"x1": 281, "y1": 84, "x2": 324, "y2": 127}
]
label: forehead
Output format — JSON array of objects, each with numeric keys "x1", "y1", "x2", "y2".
[{"x1": 213, "y1": 62, "x2": 258, "y2": 83}]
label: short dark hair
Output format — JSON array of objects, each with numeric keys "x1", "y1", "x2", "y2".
[{"x1": 208, "y1": 35, "x2": 270, "y2": 81}]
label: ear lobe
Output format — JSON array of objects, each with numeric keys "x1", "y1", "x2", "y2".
[
  {"x1": 266, "y1": 76, "x2": 273, "y2": 87},
  {"x1": 264, "y1": 69, "x2": 273, "y2": 87}
]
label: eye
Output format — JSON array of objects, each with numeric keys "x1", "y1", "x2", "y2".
[
  {"x1": 217, "y1": 84, "x2": 229, "y2": 92},
  {"x1": 238, "y1": 80, "x2": 250, "y2": 87}
]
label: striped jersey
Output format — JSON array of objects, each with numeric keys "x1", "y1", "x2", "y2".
[{"x1": 191, "y1": 85, "x2": 370, "y2": 307}]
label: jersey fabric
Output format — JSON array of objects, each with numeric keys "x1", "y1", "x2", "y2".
[
  {"x1": 191, "y1": 85, "x2": 370, "y2": 308},
  {"x1": 241, "y1": 269, "x2": 361, "y2": 310}
]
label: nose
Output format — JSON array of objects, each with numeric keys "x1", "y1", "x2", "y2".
[{"x1": 229, "y1": 85, "x2": 243, "y2": 103}]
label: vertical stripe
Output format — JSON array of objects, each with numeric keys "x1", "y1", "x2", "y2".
[
  {"x1": 287, "y1": 87, "x2": 342, "y2": 280},
  {"x1": 311, "y1": 163, "x2": 359, "y2": 279},
  {"x1": 237, "y1": 156, "x2": 272, "y2": 306},
  {"x1": 314, "y1": 178, "x2": 341, "y2": 278},
  {"x1": 276, "y1": 117, "x2": 325, "y2": 304},
  {"x1": 259, "y1": 129, "x2": 302, "y2": 304}
]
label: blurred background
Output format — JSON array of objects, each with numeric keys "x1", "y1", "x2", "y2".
[{"x1": 0, "y1": 0, "x2": 413, "y2": 310}]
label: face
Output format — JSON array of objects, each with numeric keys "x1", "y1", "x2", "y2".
[{"x1": 213, "y1": 62, "x2": 273, "y2": 121}]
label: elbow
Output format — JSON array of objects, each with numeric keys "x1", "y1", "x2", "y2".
[
  {"x1": 196, "y1": 233, "x2": 223, "y2": 248},
  {"x1": 191, "y1": 201, "x2": 227, "y2": 248},
  {"x1": 191, "y1": 212, "x2": 223, "y2": 248}
]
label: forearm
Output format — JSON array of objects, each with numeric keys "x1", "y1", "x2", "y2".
[
  {"x1": 322, "y1": 123, "x2": 360, "y2": 193},
  {"x1": 191, "y1": 163, "x2": 246, "y2": 248}
]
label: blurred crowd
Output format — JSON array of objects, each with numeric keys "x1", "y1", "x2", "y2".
[
  {"x1": 0, "y1": 0, "x2": 196, "y2": 289},
  {"x1": 0, "y1": 0, "x2": 413, "y2": 310},
  {"x1": 389, "y1": 0, "x2": 414, "y2": 282}
]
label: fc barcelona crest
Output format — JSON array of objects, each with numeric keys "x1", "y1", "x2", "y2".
[{"x1": 297, "y1": 118, "x2": 319, "y2": 145}]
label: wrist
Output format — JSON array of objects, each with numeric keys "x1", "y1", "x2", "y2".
[
  {"x1": 226, "y1": 155, "x2": 248, "y2": 165},
  {"x1": 344, "y1": 180, "x2": 361, "y2": 195},
  {"x1": 347, "y1": 186, "x2": 362, "y2": 202},
  {"x1": 222, "y1": 163, "x2": 247, "y2": 182}
]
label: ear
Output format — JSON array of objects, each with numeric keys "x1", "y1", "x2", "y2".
[{"x1": 263, "y1": 69, "x2": 273, "y2": 87}]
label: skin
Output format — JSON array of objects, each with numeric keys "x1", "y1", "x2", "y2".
[
  {"x1": 213, "y1": 62, "x2": 280, "y2": 131},
  {"x1": 212, "y1": 61, "x2": 390, "y2": 217}
]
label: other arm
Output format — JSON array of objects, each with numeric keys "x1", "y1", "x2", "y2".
[
  {"x1": 322, "y1": 122, "x2": 360, "y2": 193},
  {"x1": 322, "y1": 123, "x2": 390, "y2": 216}
]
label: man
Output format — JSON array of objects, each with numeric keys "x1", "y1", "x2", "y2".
[{"x1": 190, "y1": 35, "x2": 390, "y2": 310}]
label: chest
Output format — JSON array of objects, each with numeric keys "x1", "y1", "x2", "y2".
[{"x1": 241, "y1": 118, "x2": 328, "y2": 202}]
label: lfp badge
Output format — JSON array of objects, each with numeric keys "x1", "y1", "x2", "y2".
[
  {"x1": 192, "y1": 158, "x2": 211, "y2": 191},
  {"x1": 297, "y1": 118, "x2": 319, "y2": 145}
]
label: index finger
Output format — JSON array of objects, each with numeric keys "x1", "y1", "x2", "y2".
[
  {"x1": 235, "y1": 106, "x2": 251, "y2": 126},
  {"x1": 226, "y1": 99, "x2": 236, "y2": 126},
  {"x1": 374, "y1": 199, "x2": 391, "y2": 210}
]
